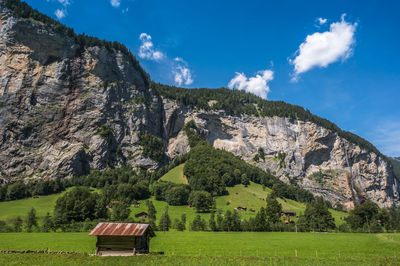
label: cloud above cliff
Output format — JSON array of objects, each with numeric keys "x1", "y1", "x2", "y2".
[
  {"x1": 54, "y1": 9, "x2": 66, "y2": 19},
  {"x1": 110, "y1": 0, "x2": 121, "y2": 8},
  {"x1": 138, "y1": 33, "x2": 165, "y2": 61},
  {"x1": 318, "y1": 17, "x2": 327, "y2": 25},
  {"x1": 228, "y1": 69, "x2": 274, "y2": 99},
  {"x1": 47, "y1": 0, "x2": 71, "y2": 19},
  {"x1": 138, "y1": 33, "x2": 194, "y2": 86},
  {"x1": 290, "y1": 14, "x2": 357, "y2": 81},
  {"x1": 174, "y1": 58, "x2": 193, "y2": 86}
]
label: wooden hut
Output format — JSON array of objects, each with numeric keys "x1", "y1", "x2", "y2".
[
  {"x1": 281, "y1": 211, "x2": 297, "y2": 217},
  {"x1": 89, "y1": 222, "x2": 155, "y2": 256},
  {"x1": 135, "y1": 212, "x2": 149, "y2": 219}
]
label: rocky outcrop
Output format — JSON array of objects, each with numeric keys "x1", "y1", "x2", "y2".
[
  {"x1": 163, "y1": 99, "x2": 400, "y2": 209},
  {"x1": 0, "y1": 7, "x2": 398, "y2": 209},
  {"x1": 0, "y1": 10, "x2": 164, "y2": 182}
]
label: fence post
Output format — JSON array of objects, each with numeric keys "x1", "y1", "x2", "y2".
[
  {"x1": 295, "y1": 249, "x2": 297, "y2": 257},
  {"x1": 315, "y1": 250, "x2": 318, "y2": 258}
]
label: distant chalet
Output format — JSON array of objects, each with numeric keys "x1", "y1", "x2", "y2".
[
  {"x1": 135, "y1": 212, "x2": 149, "y2": 219},
  {"x1": 281, "y1": 211, "x2": 297, "y2": 217},
  {"x1": 89, "y1": 222, "x2": 155, "y2": 256}
]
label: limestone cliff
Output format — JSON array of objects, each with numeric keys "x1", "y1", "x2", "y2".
[
  {"x1": 0, "y1": 6, "x2": 399, "y2": 209},
  {"x1": 0, "y1": 9, "x2": 164, "y2": 182},
  {"x1": 163, "y1": 99, "x2": 400, "y2": 209}
]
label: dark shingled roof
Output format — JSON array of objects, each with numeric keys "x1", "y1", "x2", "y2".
[{"x1": 89, "y1": 223, "x2": 153, "y2": 236}]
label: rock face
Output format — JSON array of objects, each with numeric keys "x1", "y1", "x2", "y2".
[
  {"x1": 163, "y1": 99, "x2": 400, "y2": 209},
  {"x1": 389, "y1": 157, "x2": 400, "y2": 180},
  {"x1": 0, "y1": 8, "x2": 399, "y2": 209},
  {"x1": 0, "y1": 10, "x2": 164, "y2": 182}
]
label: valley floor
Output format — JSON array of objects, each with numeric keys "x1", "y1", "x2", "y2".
[{"x1": 0, "y1": 232, "x2": 399, "y2": 265}]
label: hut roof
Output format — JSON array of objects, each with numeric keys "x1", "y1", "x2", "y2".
[{"x1": 89, "y1": 222, "x2": 154, "y2": 237}]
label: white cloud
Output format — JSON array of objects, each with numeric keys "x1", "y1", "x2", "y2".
[
  {"x1": 228, "y1": 70, "x2": 274, "y2": 99},
  {"x1": 318, "y1": 17, "x2": 327, "y2": 25},
  {"x1": 58, "y1": 0, "x2": 71, "y2": 6},
  {"x1": 54, "y1": 9, "x2": 66, "y2": 20},
  {"x1": 110, "y1": 0, "x2": 121, "y2": 7},
  {"x1": 138, "y1": 33, "x2": 165, "y2": 61},
  {"x1": 290, "y1": 14, "x2": 357, "y2": 81},
  {"x1": 47, "y1": 0, "x2": 71, "y2": 7},
  {"x1": 173, "y1": 58, "x2": 193, "y2": 86},
  {"x1": 137, "y1": 34, "x2": 194, "y2": 86}
]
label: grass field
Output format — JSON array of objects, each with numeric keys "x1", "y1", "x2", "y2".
[
  {"x1": 159, "y1": 164, "x2": 188, "y2": 184},
  {"x1": 0, "y1": 232, "x2": 399, "y2": 265}
]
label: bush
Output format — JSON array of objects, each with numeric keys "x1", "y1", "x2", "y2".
[
  {"x1": 53, "y1": 187, "x2": 108, "y2": 226},
  {"x1": 188, "y1": 191, "x2": 213, "y2": 213}
]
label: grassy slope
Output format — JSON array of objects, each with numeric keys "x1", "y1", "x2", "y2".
[
  {"x1": 0, "y1": 192, "x2": 64, "y2": 221},
  {"x1": 142, "y1": 164, "x2": 347, "y2": 225},
  {"x1": 159, "y1": 164, "x2": 188, "y2": 184},
  {"x1": 0, "y1": 165, "x2": 347, "y2": 226},
  {"x1": 0, "y1": 232, "x2": 399, "y2": 265},
  {"x1": 0, "y1": 187, "x2": 99, "y2": 222}
]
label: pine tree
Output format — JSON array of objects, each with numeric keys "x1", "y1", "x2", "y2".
[
  {"x1": 181, "y1": 213, "x2": 186, "y2": 225},
  {"x1": 254, "y1": 207, "x2": 268, "y2": 231},
  {"x1": 159, "y1": 206, "x2": 171, "y2": 232},
  {"x1": 41, "y1": 212, "x2": 53, "y2": 232},
  {"x1": 216, "y1": 209, "x2": 223, "y2": 230},
  {"x1": 13, "y1": 217, "x2": 23, "y2": 232},
  {"x1": 265, "y1": 193, "x2": 282, "y2": 225},
  {"x1": 209, "y1": 212, "x2": 217, "y2": 231},
  {"x1": 231, "y1": 210, "x2": 242, "y2": 231},
  {"x1": 26, "y1": 208, "x2": 38, "y2": 232},
  {"x1": 146, "y1": 200, "x2": 157, "y2": 230}
]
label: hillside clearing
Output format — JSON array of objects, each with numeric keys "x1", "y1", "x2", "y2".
[{"x1": 159, "y1": 164, "x2": 188, "y2": 184}]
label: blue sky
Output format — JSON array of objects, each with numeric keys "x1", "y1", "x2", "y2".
[{"x1": 26, "y1": 0, "x2": 400, "y2": 156}]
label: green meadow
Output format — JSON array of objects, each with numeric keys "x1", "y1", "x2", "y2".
[
  {"x1": 134, "y1": 164, "x2": 347, "y2": 225},
  {"x1": 159, "y1": 164, "x2": 188, "y2": 184},
  {"x1": 0, "y1": 232, "x2": 399, "y2": 265}
]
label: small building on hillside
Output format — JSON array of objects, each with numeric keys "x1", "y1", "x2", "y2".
[
  {"x1": 281, "y1": 211, "x2": 296, "y2": 217},
  {"x1": 89, "y1": 222, "x2": 155, "y2": 256},
  {"x1": 135, "y1": 212, "x2": 149, "y2": 219}
]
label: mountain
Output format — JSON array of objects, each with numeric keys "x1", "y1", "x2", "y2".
[{"x1": 0, "y1": 1, "x2": 399, "y2": 209}]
